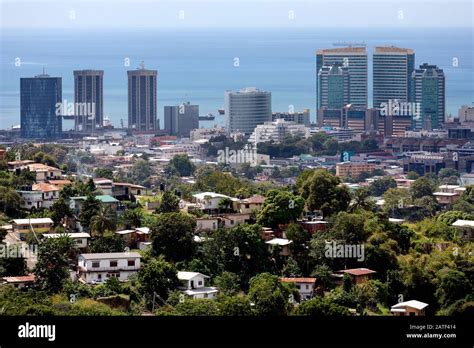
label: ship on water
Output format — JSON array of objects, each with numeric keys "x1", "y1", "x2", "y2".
[{"x1": 199, "y1": 112, "x2": 215, "y2": 121}]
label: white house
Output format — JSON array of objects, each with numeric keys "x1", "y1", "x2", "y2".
[
  {"x1": 77, "y1": 252, "x2": 141, "y2": 284},
  {"x1": 17, "y1": 183, "x2": 60, "y2": 210},
  {"x1": 192, "y1": 192, "x2": 239, "y2": 212},
  {"x1": 265, "y1": 238, "x2": 293, "y2": 256},
  {"x1": 452, "y1": 219, "x2": 474, "y2": 240},
  {"x1": 177, "y1": 271, "x2": 219, "y2": 299},
  {"x1": 280, "y1": 277, "x2": 317, "y2": 300},
  {"x1": 391, "y1": 300, "x2": 429, "y2": 316},
  {"x1": 43, "y1": 232, "x2": 90, "y2": 249}
]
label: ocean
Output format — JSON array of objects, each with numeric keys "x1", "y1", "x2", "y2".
[{"x1": 0, "y1": 27, "x2": 473, "y2": 130}]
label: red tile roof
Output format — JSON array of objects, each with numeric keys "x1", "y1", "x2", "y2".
[{"x1": 2, "y1": 274, "x2": 35, "y2": 283}]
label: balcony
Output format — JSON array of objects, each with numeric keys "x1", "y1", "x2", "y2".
[{"x1": 78, "y1": 265, "x2": 140, "y2": 272}]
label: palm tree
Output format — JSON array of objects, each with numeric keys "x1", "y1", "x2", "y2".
[
  {"x1": 218, "y1": 197, "x2": 234, "y2": 214},
  {"x1": 349, "y1": 187, "x2": 373, "y2": 213},
  {"x1": 90, "y1": 206, "x2": 116, "y2": 237}
]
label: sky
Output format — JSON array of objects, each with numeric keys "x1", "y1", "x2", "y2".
[{"x1": 0, "y1": 0, "x2": 473, "y2": 29}]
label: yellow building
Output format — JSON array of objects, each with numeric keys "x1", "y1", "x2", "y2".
[
  {"x1": 335, "y1": 162, "x2": 376, "y2": 178},
  {"x1": 11, "y1": 218, "x2": 53, "y2": 239}
]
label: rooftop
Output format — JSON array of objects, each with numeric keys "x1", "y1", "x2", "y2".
[
  {"x1": 391, "y1": 300, "x2": 428, "y2": 311},
  {"x1": 12, "y1": 218, "x2": 53, "y2": 225},
  {"x1": 280, "y1": 277, "x2": 317, "y2": 283},
  {"x1": 337, "y1": 268, "x2": 376, "y2": 276},
  {"x1": 79, "y1": 252, "x2": 141, "y2": 260},
  {"x1": 71, "y1": 195, "x2": 119, "y2": 203},
  {"x1": 177, "y1": 271, "x2": 209, "y2": 280}
]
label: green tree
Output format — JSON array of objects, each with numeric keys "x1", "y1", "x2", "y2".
[
  {"x1": 166, "y1": 155, "x2": 195, "y2": 177},
  {"x1": 218, "y1": 197, "x2": 234, "y2": 214},
  {"x1": 0, "y1": 245, "x2": 27, "y2": 277},
  {"x1": 282, "y1": 257, "x2": 302, "y2": 277},
  {"x1": 89, "y1": 233, "x2": 125, "y2": 253},
  {"x1": 150, "y1": 212, "x2": 196, "y2": 262},
  {"x1": 248, "y1": 273, "x2": 291, "y2": 316},
  {"x1": 435, "y1": 269, "x2": 471, "y2": 307},
  {"x1": 34, "y1": 236, "x2": 75, "y2": 293},
  {"x1": 78, "y1": 194, "x2": 101, "y2": 231},
  {"x1": 406, "y1": 171, "x2": 420, "y2": 180},
  {"x1": 218, "y1": 295, "x2": 252, "y2": 316},
  {"x1": 50, "y1": 197, "x2": 73, "y2": 226},
  {"x1": 411, "y1": 177, "x2": 436, "y2": 200},
  {"x1": 293, "y1": 297, "x2": 350, "y2": 316},
  {"x1": 138, "y1": 256, "x2": 179, "y2": 308},
  {"x1": 90, "y1": 206, "x2": 116, "y2": 237},
  {"x1": 95, "y1": 168, "x2": 114, "y2": 180},
  {"x1": 214, "y1": 271, "x2": 241, "y2": 296},
  {"x1": 256, "y1": 189, "x2": 304, "y2": 229},
  {"x1": 131, "y1": 160, "x2": 153, "y2": 185},
  {"x1": 174, "y1": 298, "x2": 219, "y2": 316},
  {"x1": 300, "y1": 169, "x2": 350, "y2": 217},
  {"x1": 157, "y1": 190, "x2": 180, "y2": 214},
  {"x1": 0, "y1": 187, "x2": 21, "y2": 217},
  {"x1": 120, "y1": 208, "x2": 144, "y2": 229},
  {"x1": 437, "y1": 211, "x2": 474, "y2": 226},
  {"x1": 369, "y1": 177, "x2": 397, "y2": 196},
  {"x1": 350, "y1": 187, "x2": 374, "y2": 212}
]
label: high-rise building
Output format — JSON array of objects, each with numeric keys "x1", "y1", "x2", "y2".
[
  {"x1": 127, "y1": 64, "x2": 158, "y2": 131},
  {"x1": 316, "y1": 47, "x2": 368, "y2": 111},
  {"x1": 318, "y1": 63, "x2": 350, "y2": 109},
  {"x1": 164, "y1": 102, "x2": 199, "y2": 138},
  {"x1": 411, "y1": 63, "x2": 445, "y2": 130},
  {"x1": 20, "y1": 73, "x2": 62, "y2": 139},
  {"x1": 73, "y1": 70, "x2": 104, "y2": 131},
  {"x1": 317, "y1": 104, "x2": 368, "y2": 133},
  {"x1": 224, "y1": 87, "x2": 272, "y2": 135},
  {"x1": 373, "y1": 46, "x2": 415, "y2": 108}
]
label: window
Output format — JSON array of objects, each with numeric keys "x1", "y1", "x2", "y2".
[
  {"x1": 230, "y1": 220, "x2": 234, "y2": 225},
  {"x1": 245, "y1": 204, "x2": 250, "y2": 209},
  {"x1": 98, "y1": 274, "x2": 102, "y2": 280},
  {"x1": 92, "y1": 262, "x2": 100, "y2": 268},
  {"x1": 204, "y1": 293, "x2": 208, "y2": 298},
  {"x1": 305, "y1": 284, "x2": 309, "y2": 289},
  {"x1": 127, "y1": 260, "x2": 135, "y2": 267},
  {"x1": 198, "y1": 280, "x2": 203, "y2": 286},
  {"x1": 110, "y1": 261, "x2": 118, "y2": 267}
]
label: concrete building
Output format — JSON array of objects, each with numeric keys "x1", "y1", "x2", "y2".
[
  {"x1": 164, "y1": 102, "x2": 199, "y2": 138},
  {"x1": 458, "y1": 105, "x2": 474, "y2": 124},
  {"x1": 73, "y1": 70, "x2": 104, "y2": 131},
  {"x1": 43, "y1": 232, "x2": 91, "y2": 249},
  {"x1": 224, "y1": 87, "x2": 272, "y2": 135},
  {"x1": 373, "y1": 46, "x2": 415, "y2": 108},
  {"x1": 335, "y1": 161, "x2": 376, "y2": 178},
  {"x1": 20, "y1": 73, "x2": 62, "y2": 139},
  {"x1": 316, "y1": 47, "x2": 368, "y2": 111},
  {"x1": 280, "y1": 277, "x2": 317, "y2": 300},
  {"x1": 412, "y1": 63, "x2": 445, "y2": 130},
  {"x1": 248, "y1": 119, "x2": 309, "y2": 145},
  {"x1": 17, "y1": 183, "x2": 60, "y2": 210},
  {"x1": 177, "y1": 271, "x2": 219, "y2": 299},
  {"x1": 272, "y1": 109, "x2": 310, "y2": 127},
  {"x1": 11, "y1": 218, "x2": 54, "y2": 239},
  {"x1": 127, "y1": 64, "x2": 158, "y2": 131},
  {"x1": 77, "y1": 252, "x2": 142, "y2": 283},
  {"x1": 391, "y1": 300, "x2": 428, "y2": 316},
  {"x1": 7, "y1": 161, "x2": 62, "y2": 182}
]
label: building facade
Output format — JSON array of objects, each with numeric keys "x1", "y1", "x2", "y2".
[
  {"x1": 224, "y1": 87, "x2": 272, "y2": 135},
  {"x1": 127, "y1": 66, "x2": 158, "y2": 131},
  {"x1": 20, "y1": 74, "x2": 62, "y2": 139},
  {"x1": 411, "y1": 63, "x2": 445, "y2": 130},
  {"x1": 316, "y1": 47, "x2": 368, "y2": 111},
  {"x1": 73, "y1": 70, "x2": 104, "y2": 131},
  {"x1": 164, "y1": 102, "x2": 199, "y2": 138},
  {"x1": 318, "y1": 63, "x2": 350, "y2": 110},
  {"x1": 373, "y1": 46, "x2": 415, "y2": 108},
  {"x1": 77, "y1": 252, "x2": 142, "y2": 283}
]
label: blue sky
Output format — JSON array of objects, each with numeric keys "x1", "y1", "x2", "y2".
[{"x1": 1, "y1": 0, "x2": 472, "y2": 29}]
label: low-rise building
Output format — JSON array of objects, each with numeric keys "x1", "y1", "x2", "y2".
[
  {"x1": 452, "y1": 219, "x2": 474, "y2": 240},
  {"x1": 77, "y1": 252, "x2": 142, "y2": 283},
  {"x1": 335, "y1": 162, "x2": 376, "y2": 178},
  {"x1": 335, "y1": 268, "x2": 376, "y2": 284},
  {"x1": 8, "y1": 161, "x2": 62, "y2": 182},
  {"x1": 1, "y1": 274, "x2": 35, "y2": 289},
  {"x1": 11, "y1": 218, "x2": 54, "y2": 239},
  {"x1": 391, "y1": 300, "x2": 428, "y2": 316},
  {"x1": 265, "y1": 238, "x2": 292, "y2": 256},
  {"x1": 17, "y1": 183, "x2": 60, "y2": 210},
  {"x1": 43, "y1": 232, "x2": 90, "y2": 249},
  {"x1": 238, "y1": 195, "x2": 265, "y2": 214},
  {"x1": 280, "y1": 277, "x2": 316, "y2": 300},
  {"x1": 177, "y1": 271, "x2": 218, "y2": 300}
]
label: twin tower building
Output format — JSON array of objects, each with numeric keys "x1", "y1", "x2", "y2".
[
  {"x1": 317, "y1": 46, "x2": 445, "y2": 132},
  {"x1": 20, "y1": 65, "x2": 158, "y2": 138}
]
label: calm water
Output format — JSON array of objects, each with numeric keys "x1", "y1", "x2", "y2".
[{"x1": 0, "y1": 27, "x2": 473, "y2": 129}]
